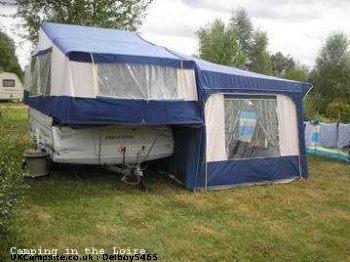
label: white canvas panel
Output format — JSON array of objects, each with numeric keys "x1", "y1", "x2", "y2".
[
  {"x1": 50, "y1": 46, "x2": 71, "y2": 96},
  {"x1": 37, "y1": 29, "x2": 52, "y2": 52},
  {"x1": 36, "y1": 30, "x2": 95, "y2": 98},
  {"x1": 205, "y1": 94, "x2": 227, "y2": 162},
  {"x1": 277, "y1": 95, "x2": 299, "y2": 156},
  {"x1": 50, "y1": 46, "x2": 95, "y2": 98},
  {"x1": 70, "y1": 61, "x2": 95, "y2": 97},
  {"x1": 24, "y1": 64, "x2": 32, "y2": 89},
  {"x1": 177, "y1": 69, "x2": 198, "y2": 101}
]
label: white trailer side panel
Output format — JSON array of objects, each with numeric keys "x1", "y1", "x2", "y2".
[{"x1": 28, "y1": 108, "x2": 174, "y2": 164}]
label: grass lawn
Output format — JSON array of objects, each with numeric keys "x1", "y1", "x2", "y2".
[{"x1": 1, "y1": 106, "x2": 350, "y2": 262}]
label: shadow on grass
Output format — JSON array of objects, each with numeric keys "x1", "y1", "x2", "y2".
[{"x1": 23, "y1": 163, "x2": 184, "y2": 203}]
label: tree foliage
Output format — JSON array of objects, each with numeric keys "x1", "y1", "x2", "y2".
[
  {"x1": 0, "y1": 30, "x2": 23, "y2": 79},
  {"x1": 15, "y1": 0, "x2": 153, "y2": 43},
  {"x1": 282, "y1": 65, "x2": 308, "y2": 82},
  {"x1": 229, "y1": 8, "x2": 253, "y2": 61},
  {"x1": 310, "y1": 33, "x2": 350, "y2": 112},
  {"x1": 248, "y1": 30, "x2": 272, "y2": 75},
  {"x1": 303, "y1": 91, "x2": 324, "y2": 121},
  {"x1": 196, "y1": 19, "x2": 245, "y2": 67},
  {"x1": 326, "y1": 99, "x2": 350, "y2": 122},
  {"x1": 271, "y1": 51, "x2": 295, "y2": 77},
  {"x1": 197, "y1": 8, "x2": 273, "y2": 74},
  {"x1": 270, "y1": 51, "x2": 309, "y2": 83}
]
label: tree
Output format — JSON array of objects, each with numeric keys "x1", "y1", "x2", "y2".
[
  {"x1": 326, "y1": 99, "x2": 350, "y2": 122},
  {"x1": 282, "y1": 65, "x2": 308, "y2": 82},
  {"x1": 0, "y1": 30, "x2": 23, "y2": 79},
  {"x1": 14, "y1": 0, "x2": 153, "y2": 43},
  {"x1": 229, "y1": 8, "x2": 253, "y2": 61},
  {"x1": 229, "y1": 8, "x2": 274, "y2": 74},
  {"x1": 303, "y1": 91, "x2": 324, "y2": 120},
  {"x1": 196, "y1": 8, "x2": 273, "y2": 73},
  {"x1": 196, "y1": 19, "x2": 245, "y2": 67},
  {"x1": 310, "y1": 32, "x2": 350, "y2": 112},
  {"x1": 248, "y1": 30, "x2": 272, "y2": 75},
  {"x1": 196, "y1": 7, "x2": 307, "y2": 78},
  {"x1": 271, "y1": 51, "x2": 295, "y2": 77}
]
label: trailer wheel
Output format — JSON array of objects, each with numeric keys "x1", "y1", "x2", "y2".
[{"x1": 139, "y1": 179, "x2": 149, "y2": 191}]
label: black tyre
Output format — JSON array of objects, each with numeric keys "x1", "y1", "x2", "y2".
[{"x1": 139, "y1": 179, "x2": 149, "y2": 191}]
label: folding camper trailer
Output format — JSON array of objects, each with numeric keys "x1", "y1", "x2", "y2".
[
  {"x1": 24, "y1": 22, "x2": 312, "y2": 190},
  {"x1": 0, "y1": 72, "x2": 23, "y2": 101}
]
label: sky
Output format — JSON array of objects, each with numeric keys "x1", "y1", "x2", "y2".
[
  {"x1": 139, "y1": 0, "x2": 350, "y2": 68},
  {"x1": 1, "y1": 0, "x2": 350, "y2": 69}
]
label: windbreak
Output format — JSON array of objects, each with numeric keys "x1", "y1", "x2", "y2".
[
  {"x1": 338, "y1": 123, "x2": 350, "y2": 149},
  {"x1": 96, "y1": 63, "x2": 198, "y2": 101},
  {"x1": 30, "y1": 49, "x2": 52, "y2": 96},
  {"x1": 305, "y1": 121, "x2": 350, "y2": 162}
]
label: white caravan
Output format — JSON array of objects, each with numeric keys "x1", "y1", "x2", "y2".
[{"x1": 0, "y1": 72, "x2": 23, "y2": 101}]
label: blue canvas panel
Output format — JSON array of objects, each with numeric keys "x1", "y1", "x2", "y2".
[
  {"x1": 42, "y1": 22, "x2": 190, "y2": 67},
  {"x1": 171, "y1": 126, "x2": 205, "y2": 189},
  {"x1": 170, "y1": 51, "x2": 313, "y2": 97},
  {"x1": 206, "y1": 156, "x2": 306, "y2": 188},
  {"x1": 91, "y1": 54, "x2": 194, "y2": 68},
  {"x1": 23, "y1": 91, "x2": 203, "y2": 126},
  {"x1": 42, "y1": 22, "x2": 144, "y2": 47},
  {"x1": 68, "y1": 51, "x2": 195, "y2": 68}
]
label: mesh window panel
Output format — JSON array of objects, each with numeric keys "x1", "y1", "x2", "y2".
[
  {"x1": 29, "y1": 52, "x2": 51, "y2": 96},
  {"x1": 225, "y1": 97, "x2": 281, "y2": 159},
  {"x1": 97, "y1": 63, "x2": 180, "y2": 100}
]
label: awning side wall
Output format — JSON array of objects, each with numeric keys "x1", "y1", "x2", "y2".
[{"x1": 202, "y1": 90, "x2": 308, "y2": 189}]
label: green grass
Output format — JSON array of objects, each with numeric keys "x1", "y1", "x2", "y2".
[
  {"x1": 0, "y1": 104, "x2": 33, "y2": 260},
  {"x1": 1, "y1": 106, "x2": 350, "y2": 262}
]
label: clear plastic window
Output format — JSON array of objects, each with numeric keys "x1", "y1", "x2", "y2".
[
  {"x1": 97, "y1": 63, "x2": 197, "y2": 100},
  {"x1": 225, "y1": 97, "x2": 280, "y2": 159},
  {"x1": 30, "y1": 51, "x2": 51, "y2": 96}
]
